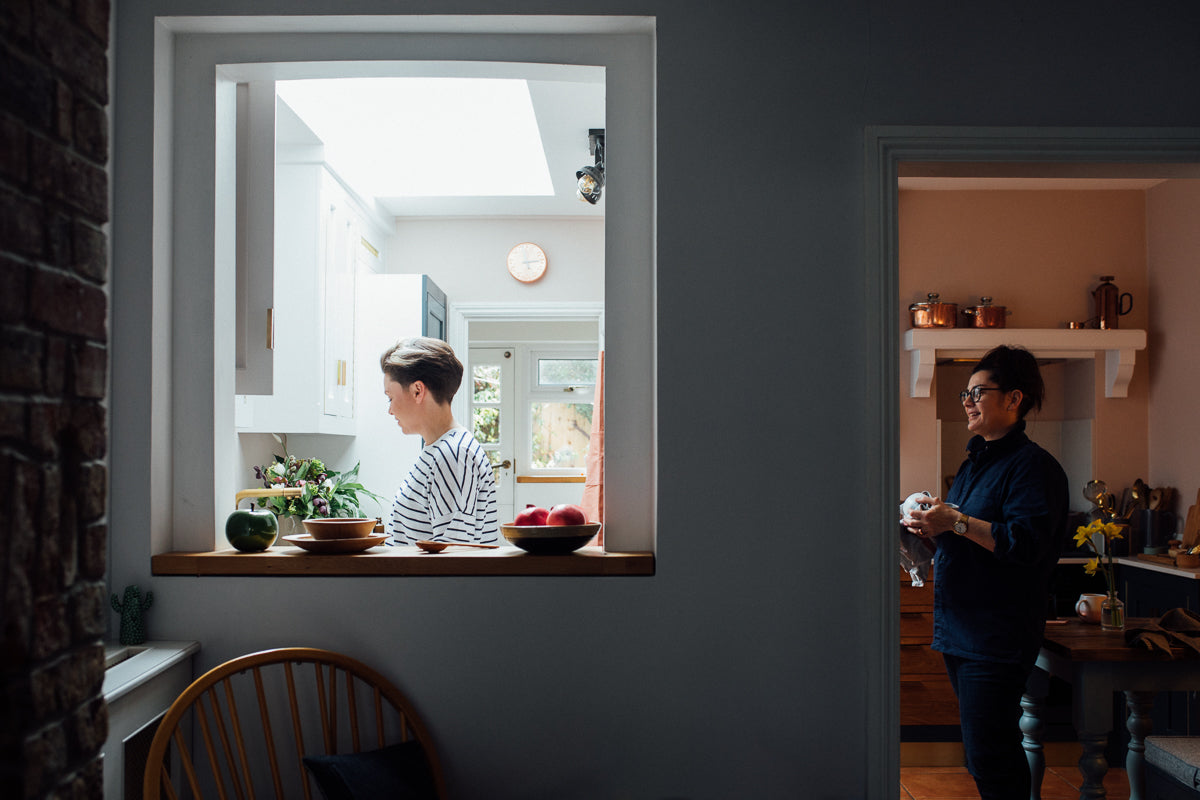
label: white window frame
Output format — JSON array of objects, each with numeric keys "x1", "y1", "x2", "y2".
[
  {"x1": 522, "y1": 345, "x2": 598, "y2": 476},
  {"x1": 135, "y1": 17, "x2": 654, "y2": 556}
]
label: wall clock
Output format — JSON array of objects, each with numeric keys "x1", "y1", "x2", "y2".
[{"x1": 506, "y1": 242, "x2": 547, "y2": 283}]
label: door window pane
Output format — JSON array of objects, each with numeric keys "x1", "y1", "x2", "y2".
[
  {"x1": 473, "y1": 407, "x2": 500, "y2": 444},
  {"x1": 530, "y1": 402, "x2": 593, "y2": 468},
  {"x1": 473, "y1": 364, "x2": 501, "y2": 402},
  {"x1": 537, "y1": 358, "x2": 597, "y2": 387}
]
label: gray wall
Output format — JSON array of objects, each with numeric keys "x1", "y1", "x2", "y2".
[{"x1": 109, "y1": 2, "x2": 1200, "y2": 798}]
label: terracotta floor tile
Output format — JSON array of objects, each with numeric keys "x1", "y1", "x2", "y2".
[
  {"x1": 900, "y1": 766, "x2": 1131, "y2": 800},
  {"x1": 1034, "y1": 769, "x2": 1084, "y2": 799},
  {"x1": 1047, "y1": 765, "x2": 1131, "y2": 800},
  {"x1": 899, "y1": 767, "x2": 978, "y2": 799}
]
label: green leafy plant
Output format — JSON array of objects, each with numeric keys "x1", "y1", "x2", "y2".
[{"x1": 253, "y1": 455, "x2": 382, "y2": 519}]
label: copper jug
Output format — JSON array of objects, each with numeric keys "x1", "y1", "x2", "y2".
[{"x1": 1092, "y1": 276, "x2": 1132, "y2": 330}]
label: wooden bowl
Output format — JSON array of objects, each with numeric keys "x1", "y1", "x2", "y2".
[
  {"x1": 500, "y1": 523, "x2": 601, "y2": 555},
  {"x1": 301, "y1": 517, "x2": 379, "y2": 541}
]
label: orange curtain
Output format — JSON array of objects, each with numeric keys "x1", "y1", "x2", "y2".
[{"x1": 581, "y1": 351, "x2": 605, "y2": 543}]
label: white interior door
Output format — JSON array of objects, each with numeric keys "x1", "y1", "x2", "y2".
[{"x1": 468, "y1": 347, "x2": 515, "y2": 524}]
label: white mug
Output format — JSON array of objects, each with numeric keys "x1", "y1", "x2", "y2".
[{"x1": 1075, "y1": 593, "x2": 1105, "y2": 623}]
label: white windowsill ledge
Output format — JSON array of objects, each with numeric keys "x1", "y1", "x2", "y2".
[{"x1": 103, "y1": 640, "x2": 200, "y2": 705}]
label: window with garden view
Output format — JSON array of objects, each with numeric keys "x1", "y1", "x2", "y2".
[{"x1": 471, "y1": 347, "x2": 597, "y2": 476}]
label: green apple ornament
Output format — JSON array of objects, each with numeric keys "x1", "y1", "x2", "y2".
[
  {"x1": 226, "y1": 486, "x2": 303, "y2": 552},
  {"x1": 225, "y1": 503, "x2": 279, "y2": 551}
]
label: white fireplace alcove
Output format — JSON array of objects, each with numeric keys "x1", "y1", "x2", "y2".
[
  {"x1": 904, "y1": 328, "x2": 1147, "y2": 398},
  {"x1": 905, "y1": 327, "x2": 1147, "y2": 512}
]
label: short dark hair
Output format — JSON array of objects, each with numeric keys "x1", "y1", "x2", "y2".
[
  {"x1": 971, "y1": 345, "x2": 1044, "y2": 419},
  {"x1": 379, "y1": 337, "x2": 463, "y2": 406}
]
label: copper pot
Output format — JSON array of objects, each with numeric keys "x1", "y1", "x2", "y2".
[
  {"x1": 909, "y1": 293, "x2": 958, "y2": 328},
  {"x1": 962, "y1": 297, "x2": 1010, "y2": 328}
]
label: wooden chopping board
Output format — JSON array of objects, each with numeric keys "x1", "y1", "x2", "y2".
[{"x1": 1183, "y1": 488, "x2": 1200, "y2": 550}]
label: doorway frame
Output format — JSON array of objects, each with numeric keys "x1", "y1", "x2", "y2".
[{"x1": 864, "y1": 125, "x2": 1200, "y2": 790}]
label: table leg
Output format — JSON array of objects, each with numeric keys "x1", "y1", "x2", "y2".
[
  {"x1": 1077, "y1": 732, "x2": 1109, "y2": 800},
  {"x1": 1124, "y1": 690, "x2": 1153, "y2": 800},
  {"x1": 1021, "y1": 689, "x2": 1047, "y2": 800}
]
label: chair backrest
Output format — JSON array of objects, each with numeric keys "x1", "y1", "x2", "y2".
[{"x1": 143, "y1": 647, "x2": 446, "y2": 799}]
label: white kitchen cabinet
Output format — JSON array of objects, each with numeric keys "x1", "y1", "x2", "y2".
[{"x1": 236, "y1": 156, "x2": 387, "y2": 435}]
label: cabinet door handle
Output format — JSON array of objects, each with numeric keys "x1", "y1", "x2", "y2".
[{"x1": 266, "y1": 308, "x2": 274, "y2": 350}]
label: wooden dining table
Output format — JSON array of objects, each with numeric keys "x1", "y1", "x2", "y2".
[{"x1": 1022, "y1": 618, "x2": 1200, "y2": 800}]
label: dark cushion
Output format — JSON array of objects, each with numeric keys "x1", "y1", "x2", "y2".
[
  {"x1": 1146, "y1": 736, "x2": 1200, "y2": 795},
  {"x1": 303, "y1": 741, "x2": 437, "y2": 800}
]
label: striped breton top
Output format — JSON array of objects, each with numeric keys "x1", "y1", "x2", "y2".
[{"x1": 389, "y1": 426, "x2": 499, "y2": 545}]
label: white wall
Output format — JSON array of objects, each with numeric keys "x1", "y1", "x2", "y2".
[{"x1": 390, "y1": 217, "x2": 604, "y2": 305}]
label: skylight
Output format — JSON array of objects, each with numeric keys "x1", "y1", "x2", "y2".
[{"x1": 275, "y1": 77, "x2": 554, "y2": 200}]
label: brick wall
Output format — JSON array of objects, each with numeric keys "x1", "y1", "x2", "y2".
[{"x1": 1, "y1": 0, "x2": 111, "y2": 798}]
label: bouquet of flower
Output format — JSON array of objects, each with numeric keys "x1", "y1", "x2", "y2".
[
  {"x1": 1073, "y1": 518, "x2": 1124, "y2": 596},
  {"x1": 253, "y1": 455, "x2": 382, "y2": 519}
]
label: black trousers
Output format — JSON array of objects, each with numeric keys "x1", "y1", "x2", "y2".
[{"x1": 943, "y1": 652, "x2": 1035, "y2": 800}]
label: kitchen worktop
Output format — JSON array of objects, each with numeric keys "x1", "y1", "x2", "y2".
[{"x1": 1058, "y1": 554, "x2": 1200, "y2": 580}]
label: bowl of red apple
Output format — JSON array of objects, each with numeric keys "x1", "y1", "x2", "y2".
[{"x1": 501, "y1": 504, "x2": 601, "y2": 554}]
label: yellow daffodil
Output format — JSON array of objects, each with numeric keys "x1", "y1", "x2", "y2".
[
  {"x1": 1075, "y1": 514, "x2": 1125, "y2": 598},
  {"x1": 1073, "y1": 526, "x2": 1095, "y2": 548}
]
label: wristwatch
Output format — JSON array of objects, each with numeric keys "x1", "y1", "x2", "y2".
[{"x1": 953, "y1": 512, "x2": 969, "y2": 536}]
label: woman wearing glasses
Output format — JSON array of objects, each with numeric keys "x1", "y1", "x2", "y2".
[{"x1": 902, "y1": 345, "x2": 1069, "y2": 800}]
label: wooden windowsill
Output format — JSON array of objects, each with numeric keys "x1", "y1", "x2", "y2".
[
  {"x1": 515, "y1": 475, "x2": 586, "y2": 483},
  {"x1": 152, "y1": 546, "x2": 654, "y2": 577}
]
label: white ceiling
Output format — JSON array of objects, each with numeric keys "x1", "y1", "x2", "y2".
[{"x1": 275, "y1": 63, "x2": 606, "y2": 219}]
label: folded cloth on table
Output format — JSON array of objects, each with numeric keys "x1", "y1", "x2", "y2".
[{"x1": 1125, "y1": 607, "x2": 1200, "y2": 657}]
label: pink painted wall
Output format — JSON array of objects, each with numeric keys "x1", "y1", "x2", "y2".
[
  {"x1": 1146, "y1": 180, "x2": 1200, "y2": 521},
  {"x1": 899, "y1": 189, "x2": 1151, "y2": 504}
]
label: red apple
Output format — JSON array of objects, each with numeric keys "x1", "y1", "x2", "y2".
[
  {"x1": 546, "y1": 503, "x2": 587, "y2": 526},
  {"x1": 513, "y1": 505, "x2": 549, "y2": 526}
]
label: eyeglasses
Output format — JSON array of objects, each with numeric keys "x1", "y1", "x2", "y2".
[{"x1": 959, "y1": 386, "x2": 1003, "y2": 403}]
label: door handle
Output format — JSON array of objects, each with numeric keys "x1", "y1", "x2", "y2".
[{"x1": 495, "y1": 460, "x2": 512, "y2": 470}]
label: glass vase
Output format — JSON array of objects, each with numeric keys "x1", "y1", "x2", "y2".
[
  {"x1": 277, "y1": 515, "x2": 303, "y2": 539},
  {"x1": 1101, "y1": 593, "x2": 1125, "y2": 631}
]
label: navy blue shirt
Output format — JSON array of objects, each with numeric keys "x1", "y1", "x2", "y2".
[{"x1": 932, "y1": 421, "x2": 1069, "y2": 665}]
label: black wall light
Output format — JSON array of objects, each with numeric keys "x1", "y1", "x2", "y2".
[{"x1": 576, "y1": 128, "x2": 605, "y2": 204}]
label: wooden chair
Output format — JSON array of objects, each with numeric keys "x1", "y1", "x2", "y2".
[{"x1": 143, "y1": 647, "x2": 446, "y2": 799}]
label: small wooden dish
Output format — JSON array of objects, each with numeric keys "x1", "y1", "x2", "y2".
[{"x1": 1175, "y1": 552, "x2": 1200, "y2": 569}]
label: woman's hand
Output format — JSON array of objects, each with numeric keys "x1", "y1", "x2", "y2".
[{"x1": 903, "y1": 497, "x2": 958, "y2": 538}]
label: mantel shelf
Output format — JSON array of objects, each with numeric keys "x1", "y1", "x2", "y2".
[{"x1": 904, "y1": 328, "x2": 1147, "y2": 398}]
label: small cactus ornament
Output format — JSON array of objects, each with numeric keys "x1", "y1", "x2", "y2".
[{"x1": 111, "y1": 585, "x2": 154, "y2": 645}]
